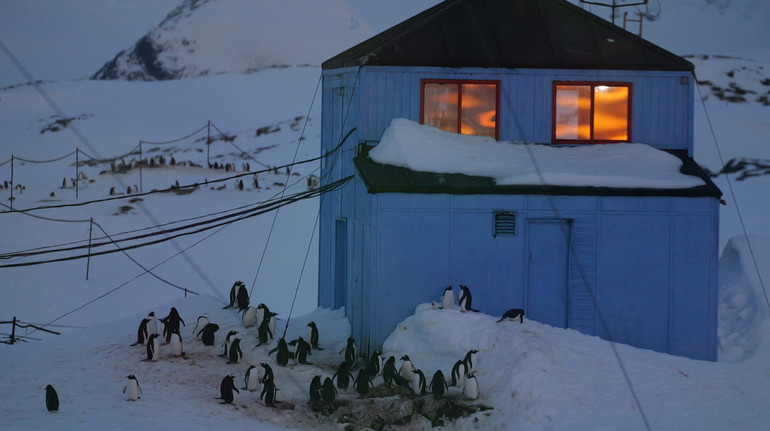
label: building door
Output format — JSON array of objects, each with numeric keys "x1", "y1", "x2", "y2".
[
  {"x1": 526, "y1": 219, "x2": 571, "y2": 328},
  {"x1": 334, "y1": 218, "x2": 347, "y2": 309}
]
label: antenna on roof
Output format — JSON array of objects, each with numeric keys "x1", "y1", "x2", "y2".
[{"x1": 579, "y1": 0, "x2": 648, "y2": 33}]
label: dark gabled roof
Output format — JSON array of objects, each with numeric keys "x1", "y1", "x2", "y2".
[
  {"x1": 353, "y1": 146, "x2": 722, "y2": 198},
  {"x1": 324, "y1": 0, "x2": 693, "y2": 72}
]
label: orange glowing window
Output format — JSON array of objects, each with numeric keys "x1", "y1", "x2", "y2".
[
  {"x1": 554, "y1": 82, "x2": 631, "y2": 143},
  {"x1": 422, "y1": 80, "x2": 499, "y2": 139}
]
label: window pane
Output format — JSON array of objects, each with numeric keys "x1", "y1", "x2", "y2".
[
  {"x1": 594, "y1": 85, "x2": 629, "y2": 141},
  {"x1": 555, "y1": 85, "x2": 591, "y2": 140},
  {"x1": 461, "y1": 83, "x2": 497, "y2": 138},
  {"x1": 423, "y1": 83, "x2": 458, "y2": 133}
]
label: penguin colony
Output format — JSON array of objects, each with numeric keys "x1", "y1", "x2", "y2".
[{"x1": 111, "y1": 280, "x2": 489, "y2": 420}]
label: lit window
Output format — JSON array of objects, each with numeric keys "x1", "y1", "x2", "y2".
[
  {"x1": 422, "y1": 80, "x2": 499, "y2": 139},
  {"x1": 554, "y1": 82, "x2": 630, "y2": 143}
]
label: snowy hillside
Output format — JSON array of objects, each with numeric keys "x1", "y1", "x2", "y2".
[
  {"x1": 91, "y1": 0, "x2": 372, "y2": 81},
  {"x1": 1, "y1": 0, "x2": 770, "y2": 430}
]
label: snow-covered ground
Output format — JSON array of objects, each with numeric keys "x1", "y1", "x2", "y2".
[{"x1": 1, "y1": 0, "x2": 770, "y2": 430}]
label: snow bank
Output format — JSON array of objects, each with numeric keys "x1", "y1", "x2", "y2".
[{"x1": 369, "y1": 118, "x2": 706, "y2": 189}]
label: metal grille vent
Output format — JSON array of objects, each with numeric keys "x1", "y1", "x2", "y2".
[{"x1": 494, "y1": 211, "x2": 517, "y2": 237}]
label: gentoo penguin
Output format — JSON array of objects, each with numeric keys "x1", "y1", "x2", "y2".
[
  {"x1": 332, "y1": 361, "x2": 353, "y2": 390},
  {"x1": 223, "y1": 281, "x2": 239, "y2": 309},
  {"x1": 266, "y1": 311, "x2": 278, "y2": 339},
  {"x1": 144, "y1": 333, "x2": 160, "y2": 361},
  {"x1": 463, "y1": 349, "x2": 479, "y2": 373},
  {"x1": 198, "y1": 323, "x2": 219, "y2": 346},
  {"x1": 411, "y1": 369, "x2": 426, "y2": 395},
  {"x1": 353, "y1": 369, "x2": 373, "y2": 397},
  {"x1": 344, "y1": 337, "x2": 357, "y2": 368},
  {"x1": 256, "y1": 303, "x2": 270, "y2": 329},
  {"x1": 161, "y1": 307, "x2": 185, "y2": 343},
  {"x1": 169, "y1": 330, "x2": 184, "y2": 357},
  {"x1": 219, "y1": 375, "x2": 239, "y2": 404},
  {"x1": 146, "y1": 312, "x2": 158, "y2": 337},
  {"x1": 192, "y1": 316, "x2": 209, "y2": 337},
  {"x1": 381, "y1": 356, "x2": 398, "y2": 387},
  {"x1": 236, "y1": 282, "x2": 249, "y2": 311},
  {"x1": 244, "y1": 365, "x2": 260, "y2": 391},
  {"x1": 398, "y1": 355, "x2": 414, "y2": 381},
  {"x1": 308, "y1": 375, "x2": 322, "y2": 402},
  {"x1": 255, "y1": 318, "x2": 272, "y2": 347},
  {"x1": 458, "y1": 285, "x2": 479, "y2": 312},
  {"x1": 123, "y1": 375, "x2": 142, "y2": 401},
  {"x1": 497, "y1": 308, "x2": 525, "y2": 323},
  {"x1": 365, "y1": 349, "x2": 382, "y2": 378},
  {"x1": 222, "y1": 331, "x2": 238, "y2": 357},
  {"x1": 440, "y1": 286, "x2": 455, "y2": 309},
  {"x1": 294, "y1": 337, "x2": 312, "y2": 365},
  {"x1": 132, "y1": 318, "x2": 150, "y2": 346},
  {"x1": 260, "y1": 362, "x2": 274, "y2": 384},
  {"x1": 449, "y1": 359, "x2": 468, "y2": 387},
  {"x1": 429, "y1": 370, "x2": 449, "y2": 399},
  {"x1": 227, "y1": 338, "x2": 243, "y2": 364},
  {"x1": 44, "y1": 385, "x2": 59, "y2": 412},
  {"x1": 260, "y1": 380, "x2": 278, "y2": 407},
  {"x1": 463, "y1": 372, "x2": 479, "y2": 400},
  {"x1": 306, "y1": 321, "x2": 322, "y2": 350},
  {"x1": 242, "y1": 307, "x2": 257, "y2": 328},
  {"x1": 321, "y1": 377, "x2": 337, "y2": 403},
  {"x1": 268, "y1": 338, "x2": 289, "y2": 366}
]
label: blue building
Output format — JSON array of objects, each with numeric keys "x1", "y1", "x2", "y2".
[{"x1": 318, "y1": 0, "x2": 722, "y2": 361}]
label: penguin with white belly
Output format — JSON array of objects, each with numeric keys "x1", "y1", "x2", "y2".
[
  {"x1": 123, "y1": 375, "x2": 142, "y2": 401},
  {"x1": 144, "y1": 333, "x2": 160, "y2": 361}
]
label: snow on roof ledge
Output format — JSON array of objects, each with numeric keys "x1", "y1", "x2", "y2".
[{"x1": 368, "y1": 118, "x2": 706, "y2": 189}]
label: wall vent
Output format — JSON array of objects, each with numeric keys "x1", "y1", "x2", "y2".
[{"x1": 494, "y1": 211, "x2": 517, "y2": 237}]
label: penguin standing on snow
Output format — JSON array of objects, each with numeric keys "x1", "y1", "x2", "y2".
[
  {"x1": 260, "y1": 362, "x2": 274, "y2": 384},
  {"x1": 344, "y1": 337, "x2": 357, "y2": 368},
  {"x1": 244, "y1": 365, "x2": 260, "y2": 391},
  {"x1": 458, "y1": 285, "x2": 479, "y2": 312},
  {"x1": 219, "y1": 375, "x2": 239, "y2": 404},
  {"x1": 308, "y1": 375, "x2": 322, "y2": 402},
  {"x1": 255, "y1": 318, "x2": 272, "y2": 347},
  {"x1": 449, "y1": 359, "x2": 468, "y2": 388},
  {"x1": 236, "y1": 282, "x2": 249, "y2": 311},
  {"x1": 192, "y1": 316, "x2": 209, "y2": 337},
  {"x1": 144, "y1": 333, "x2": 160, "y2": 361},
  {"x1": 223, "y1": 281, "x2": 239, "y2": 309},
  {"x1": 261, "y1": 380, "x2": 278, "y2": 407},
  {"x1": 198, "y1": 323, "x2": 219, "y2": 346},
  {"x1": 365, "y1": 349, "x2": 383, "y2": 378},
  {"x1": 463, "y1": 372, "x2": 479, "y2": 400},
  {"x1": 146, "y1": 312, "x2": 158, "y2": 337},
  {"x1": 440, "y1": 286, "x2": 455, "y2": 309},
  {"x1": 44, "y1": 385, "x2": 59, "y2": 412},
  {"x1": 227, "y1": 338, "x2": 243, "y2": 364},
  {"x1": 268, "y1": 338, "x2": 289, "y2": 366},
  {"x1": 398, "y1": 355, "x2": 414, "y2": 381},
  {"x1": 294, "y1": 337, "x2": 312, "y2": 365},
  {"x1": 169, "y1": 330, "x2": 184, "y2": 357},
  {"x1": 321, "y1": 377, "x2": 337, "y2": 403},
  {"x1": 497, "y1": 308, "x2": 525, "y2": 323},
  {"x1": 161, "y1": 307, "x2": 185, "y2": 344},
  {"x1": 256, "y1": 304, "x2": 268, "y2": 330},
  {"x1": 353, "y1": 369, "x2": 373, "y2": 397},
  {"x1": 381, "y1": 356, "x2": 398, "y2": 387},
  {"x1": 306, "y1": 321, "x2": 322, "y2": 350},
  {"x1": 132, "y1": 318, "x2": 150, "y2": 346},
  {"x1": 463, "y1": 349, "x2": 479, "y2": 373},
  {"x1": 332, "y1": 361, "x2": 354, "y2": 390},
  {"x1": 266, "y1": 311, "x2": 278, "y2": 339},
  {"x1": 411, "y1": 369, "x2": 426, "y2": 395},
  {"x1": 242, "y1": 306, "x2": 257, "y2": 328},
  {"x1": 221, "y1": 331, "x2": 238, "y2": 357},
  {"x1": 429, "y1": 370, "x2": 449, "y2": 399},
  {"x1": 123, "y1": 375, "x2": 142, "y2": 401}
]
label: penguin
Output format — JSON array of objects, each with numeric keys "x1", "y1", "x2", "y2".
[
  {"x1": 365, "y1": 349, "x2": 382, "y2": 378},
  {"x1": 219, "y1": 375, "x2": 239, "y2": 404},
  {"x1": 244, "y1": 365, "x2": 260, "y2": 391},
  {"x1": 242, "y1": 307, "x2": 257, "y2": 328},
  {"x1": 260, "y1": 362, "x2": 274, "y2": 384},
  {"x1": 463, "y1": 372, "x2": 479, "y2": 400},
  {"x1": 236, "y1": 282, "x2": 249, "y2": 311},
  {"x1": 393, "y1": 373, "x2": 412, "y2": 390},
  {"x1": 294, "y1": 337, "x2": 312, "y2": 365},
  {"x1": 344, "y1": 337, "x2": 357, "y2": 368},
  {"x1": 440, "y1": 286, "x2": 455, "y2": 309},
  {"x1": 144, "y1": 333, "x2": 160, "y2": 361},
  {"x1": 321, "y1": 377, "x2": 337, "y2": 403},
  {"x1": 223, "y1": 281, "x2": 239, "y2": 309},
  {"x1": 497, "y1": 308, "x2": 525, "y2": 323},
  {"x1": 463, "y1": 349, "x2": 479, "y2": 373},
  {"x1": 332, "y1": 361, "x2": 354, "y2": 390},
  {"x1": 221, "y1": 330, "x2": 238, "y2": 357},
  {"x1": 381, "y1": 356, "x2": 398, "y2": 387},
  {"x1": 170, "y1": 330, "x2": 184, "y2": 357},
  {"x1": 161, "y1": 307, "x2": 185, "y2": 343},
  {"x1": 411, "y1": 369, "x2": 426, "y2": 395},
  {"x1": 146, "y1": 312, "x2": 158, "y2": 337},
  {"x1": 309, "y1": 375, "x2": 322, "y2": 402},
  {"x1": 132, "y1": 318, "x2": 150, "y2": 346},
  {"x1": 429, "y1": 370, "x2": 449, "y2": 399},
  {"x1": 353, "y1": 369, "x2": 373, "y2": 397},
  {"x1": 227, "y1": 338, "x2": 243, "y2": 364},
  {"x1": 192, "y1": 316, "x2": 209, "y2": 337},
  {"x1": 398, "y1": 355, "x2": 414, "y2": 381},
  {"x1": 449, "y1": 359, "x2": 467, "y2": 387},
  {"x1": 123, "y1": 375, "x2": 142, "y2": 401},
  {"x1": 306, "y1": 321, "x2": 323, "y2": 350},
  {"x1": 266, "y1": 311, "x2": 278, "y2": 339},
  {"x1": 255, "y1": 317, "x2": 272, "y2": 347},
  {"x1": 44, "y1": 384, "x2": 59, "y2": 412},
  {"x1": 261, "y1": 380, "x2": 278, "y2": 407},
  {"x1": 256, "y1": 303, "x2": 268, "y2": 330},
  {"x1": 267, "y1": 338, "x2": 289, "y2": 366},
  {"x1": 458, "y1": 284, "x2": 479, "y2": 312},
  {"x1": 198, "y1": 323, "x2": 219, "y2": 346}
]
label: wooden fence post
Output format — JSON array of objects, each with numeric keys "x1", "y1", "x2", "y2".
[{"x1": 10, "y1": 316, "x2": 16, "y2": 345}]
